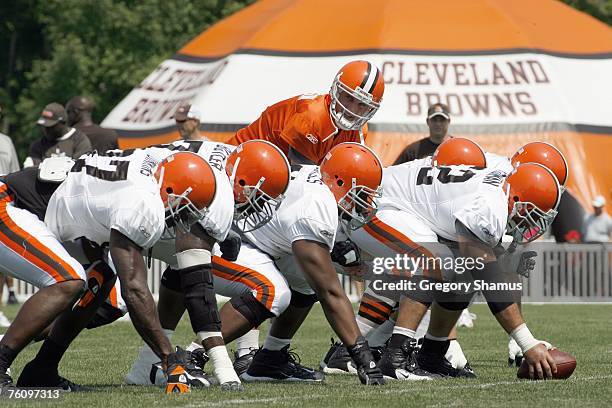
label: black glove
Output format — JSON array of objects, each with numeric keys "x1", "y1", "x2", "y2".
[
  {"x1": 220, "y1": 230, "x2": 241, "y2": 261},
  {"x1": 331, "y1": 240, "x2": 361, "y2": 267},
  {"x1": 347, "y1": 336, "x2": 385, "y2": 385},
  {"x1": 496, "y1": 244, "x2": 537, "y2": 277}
]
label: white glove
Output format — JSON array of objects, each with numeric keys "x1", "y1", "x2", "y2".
[{"x1": 446, "y1": 339, "x2": 468, "y2": 370}]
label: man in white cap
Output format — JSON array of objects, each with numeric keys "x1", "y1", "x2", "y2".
[
  {"x1": 174, "y1": 104, "x2": 206, "y2": 141},
  {"x1": 583, "y1": 195, "x2": 612, "y2": 243}
]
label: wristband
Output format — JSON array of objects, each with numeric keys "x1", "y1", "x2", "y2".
[{"x1": 510, "y1": 323, "x2": 539, "y2": 353}]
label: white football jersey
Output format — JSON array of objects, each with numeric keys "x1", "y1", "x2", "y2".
[
  {"x1": 46, "y1": 148, "x2": 165, "y2": 248},
  {"x1": 380, "y1": 159, "x2": 509, "y2": 246},
  {"x1": 485, "y1": 152, "x2": 513, "y2": 174},
  {"x1": 243, "y1": 164, "x2": 338, "y2": 258}
]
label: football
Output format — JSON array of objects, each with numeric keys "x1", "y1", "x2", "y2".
[{"x1": 517, "y1": 348, "x2": 577, "y2": 380}]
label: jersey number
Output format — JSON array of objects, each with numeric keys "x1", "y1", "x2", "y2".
[
  {"x1": 72, "y1": 158, "x2": 130, "y2": 182},
  {"x1": 416, "y1": 166, "x2": 475, "y2": 185}
]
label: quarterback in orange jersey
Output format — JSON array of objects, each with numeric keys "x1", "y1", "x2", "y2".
[{"x1": 229, "y1": 60, "x2": 385, "y2": 164}]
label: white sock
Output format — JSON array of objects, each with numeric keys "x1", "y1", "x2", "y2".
[
  {"x1": 415, "y1": 309, "x2": 431, "y2": 339},
  {"x1": 208, "y1": 346, "x2": 240, "y2": 384},
  {"x1": 392, "y1": 326, "x2": 416, "y2": 339},
  {"x1": 263, "y1": 335, "x2": 291, "y2": 351},
  {"x1": 132, "y1": 329, "x2": 173, "y2": 367},
  {"x1": 236, "y1": 329, "x2": 259, "y2": 357},
  {"x1": 186, "y1": 341, "x2": 203, "y2": 352},
  {"x1": 357, "y1": 316, "x2": 377, "y2": 337},
  {"x1": 366, "y1": 319, "x2": 394, "y2": 347}
]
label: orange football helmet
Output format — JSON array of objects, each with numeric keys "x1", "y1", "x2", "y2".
[
  {"x1": 226, "y1": 140, "x2": 291, "y2": 232},
  {"x1": 320, "y1": 142, "x2": 383, "y2": 230},
  {"x1": 504, "y1": 163, "x2": 561, "y2": 243},
  {"x1": 155, "y1": 152, "x2": 216, "y2": 236},
  {"x1": 432, "y1": 138, "x2": 487, "y2": 168},
  {"x1": 511, "y1": 142, "x2": 568, "y2": 188},
  {"x1": 330, "y1": 60, "x2": 385, "y2": 131}
]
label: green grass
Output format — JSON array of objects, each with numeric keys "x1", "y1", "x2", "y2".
[{"x1": 1, "y1": 303, "x2": 611, "y2": 407}]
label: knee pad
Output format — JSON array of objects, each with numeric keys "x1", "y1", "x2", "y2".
[
  {"x1": 161, "y1": 266, "x2": 181, "y2": 292},
  {"x1": 230, "y1": 294, "x2": 274, "y2": 326},
  {"x1": 435, "y1": 300, "x2": 471, "y2": 311},
  {"x1": 180, "y1": 262, "x2": 221, "y2": 333},
  {"x1": 487, "y1": 301, "x2": 514, "y2": 315},
  {"x1": 289, "y1": 289, "x2": 318, "y2": 308},
  {"x1": 76, "y1": 261, "x2": 116, "y2": 309}
]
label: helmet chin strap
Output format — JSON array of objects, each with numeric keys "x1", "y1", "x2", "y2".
[
  {"x1": 156, "y1": 166, "x2": 165, "y2": 190},
  {"x1": 229, "y1": 157, "x2": 241, "y2": 187}
]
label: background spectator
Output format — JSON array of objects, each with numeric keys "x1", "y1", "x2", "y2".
[
  {"x1": 394, "y1": 103, "x2": 452, "y2": 164},
  {"x1": 174, "y1": 104, "x2": 206, "y2": 141},
  {"x1": 66, "y1": 96, "x2": 119, "y2": 153},
  {"x1": 582, "y1": 195, "x2": 612, "y2": 243},
  {"x1": 0, "y1": 106, "x2": 19, "y2": 176},
  {"x1": 23, "y1": 103, "x2": 92, "y2": 167}
]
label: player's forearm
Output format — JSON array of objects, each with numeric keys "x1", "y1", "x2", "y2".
[
  {"x1": 121, "y1": 280, "x2": 172, "y2": 359},
  {"x1": 110, "y1": 230, "x2": 173, "y2": 360},
  {"x1": 492, "y1": 302, "x2": 524, "y2": 334},
  {"x1": 318, "y1": 285, "x2": 362, "y2": 346}
]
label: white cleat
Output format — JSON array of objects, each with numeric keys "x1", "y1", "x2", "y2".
[
  {"x1": 457, "y1": 309, "x2": 477, "y2": 328},
  {"x1": 0, "y1": 312, "x2": 11, "y2": 328}
]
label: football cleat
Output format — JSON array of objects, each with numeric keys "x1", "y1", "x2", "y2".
[
  {"x1": 0, "y1": 312, "x2": 10, "y2": 328},
  {"x1": 165, "y1": 347, "x2": 190, "y2": 394},
  {"x1": 241, "y1": 346, "x2": 324, "y2": 382},
  {"x1": 378, "y1": 337, "x2": 431, "y2": 381},
  {"x1": 17, "y1": 360, "x2": 88, "y2": 391},
  {"x1": 7, "y1": 292, "x2": 18, "y2": 305},
  {"x1": 233, "y1": 348, "x2": 257, "y2": 377},
  {"x1": 415, "y1": 350, "x2": 477, "y2": 379},
  {"x1": 220, "y1": 381, "x2": 245, "y2": 392},
  {"x1": 0, "y1": 370, "x2": 14, "y2": 391},
  {"x1": 320, "y1": 339, "x2": 357, "y2": 375},
  {"x1": 456, "y1": 309, "x2": 477, "y2": 328}
]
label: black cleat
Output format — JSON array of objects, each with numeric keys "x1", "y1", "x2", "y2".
[
  {"x1": 415, "y1": 350, "x2": 477, "y2": 379},
  {"x1": 320, "y1": 338, "x2": 357, "y2": 375},
  {"x1": 17, "y1": 361, "x2": 88, "y2": 392},
  {"x1": 233, "y1": 348, "x2": 257, "y2": 377},
  {"x1": 241, "y1": 345, "x2": 324, "y2": 382},
  {"x1": 7, "y1": 292, "x2": 18, "y2": 305},
  {"x1": 0, "y1": 370, "x2": 14, "y2": 392},
  {"x1": 378, "y1": 337, "x2": 430, "y2": 381},
  {"x1": 185, "y1": 348, "x2": 213, "y2": 387}
]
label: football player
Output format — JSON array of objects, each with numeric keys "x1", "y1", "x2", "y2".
[
  {"x1": 123, "y1": 139, "x2": 291, "y2": 388},
  {"x1": 127, "y1": 142, "x2": 386, "y2": 386},
  {"x1": 0, "y1": 150, "x2": 216, "y2": 393},
  {"x1": 324, "y1": 140, "x2": 566, "y2": 380},
  {"x1": 229, "y1": 60, "x2": 385, "y2": 165}
]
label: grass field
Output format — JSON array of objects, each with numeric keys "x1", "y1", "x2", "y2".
[{"x1": 0, "y1": 303, "x2": 611, "y2": 407}]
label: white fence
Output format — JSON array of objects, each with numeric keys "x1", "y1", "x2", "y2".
[{"x1": 10, "y1": 244, "x2": 612, "y2": 303}]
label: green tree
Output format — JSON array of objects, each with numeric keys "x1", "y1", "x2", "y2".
[{"x1": 1, "y1": 0, "x2": 254, "y2": 159}]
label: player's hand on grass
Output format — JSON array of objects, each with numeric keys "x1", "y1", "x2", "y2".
[
  {"x1": 347, "y1": 336, "x2": 385, "y2": 385},
  {"x1": 523, "y1": 343, "x2": 558, "y2": 379}
]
